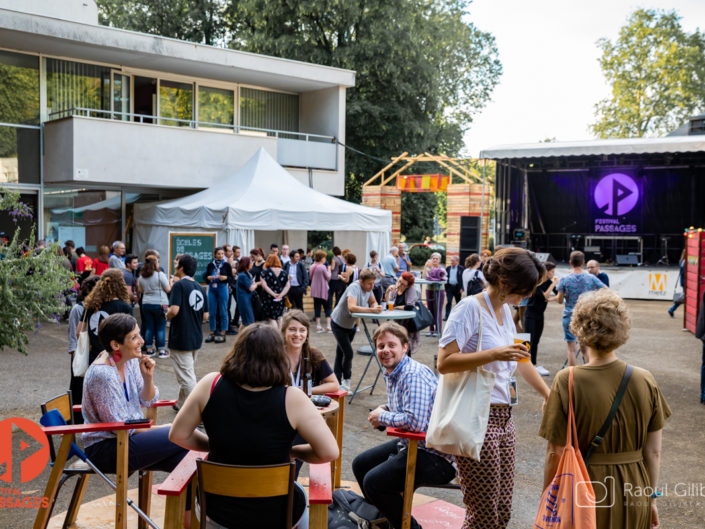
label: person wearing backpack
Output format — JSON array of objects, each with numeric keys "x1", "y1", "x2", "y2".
[
  {"x1": 352, "y1": 322, "x2": 456, "y2": 529},
  {"x1": 462, "y1": 253, "x2": 485, "y2": 296},
  {"x1": 540, "y1": 289, "x2": 670, "y2": 529}
]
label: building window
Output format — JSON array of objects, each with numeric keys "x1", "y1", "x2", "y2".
[
  {"x1": 240, "y1": 87, "x2": 299, "y2": 133},
  {"x1": 0, "y1": 125, "x2": 40, "y2": 184},
  {"x1": 46, "y1": 58, "x2": 111, "y2": 118},
  {"x1": 198, "y1": 86, "x2": 234, "y2": 130},
  {"x1": 0, "y1": 50, "x2": 39, "y2": 125},
  {"x1": 159, "y1": 80, "x2": 193, "y2": 126}
]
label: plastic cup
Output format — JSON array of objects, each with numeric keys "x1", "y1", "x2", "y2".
[
  {"x1": 514, "y1": 333, "x2": 531, "y2": 362},
  {"x1": 387, "y1": 302, "x2": 394, "y2": 311}
]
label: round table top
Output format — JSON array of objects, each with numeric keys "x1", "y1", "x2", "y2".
[
  {"x1": 415, "y1": 278, "x2": 446, "y2": 285},
  {"x1": 351, "y1": 310, "x2": 415, "y2": 320},
  {"x1": 316, "y1": 398, "x2": 339, "y2": 417}
]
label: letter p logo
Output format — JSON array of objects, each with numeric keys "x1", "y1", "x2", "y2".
[{"x1": 0, "y1": 417, "x2": 50, "y2": 484}]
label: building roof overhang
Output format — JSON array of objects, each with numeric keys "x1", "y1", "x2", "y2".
[{"x1": 0, "y1": 8, "x2": 356, "y2": 92}]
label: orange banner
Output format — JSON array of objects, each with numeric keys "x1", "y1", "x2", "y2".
[{"x1": 396, "y1": 174, "x2": 449, "y2": 192}]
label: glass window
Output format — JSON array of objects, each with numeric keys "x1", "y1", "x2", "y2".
[
  {"x1": 198, "y1": 86, "x2": 234, "y2": 129},
  {"x1": 0, "y1": 125, "x2": 40, "y2": 184},
  {"x1": 240, "y1": 87, "x2": 299, "y2": 133},
  {"x1": 159, "y1": 80, "x2": 193, "y2": 126},
  {"x1": 46, "y1": 58, "x2": 111, "y2": 118},
  {"x1": 112, "y1": 73, "x2": 131, "y2": 120},
  {"x1": 43, "y1": 189, "x2": 123, "y2": 251},
  {"x1": 0, "y1": 50, "x2": 39, "y2": 125}
]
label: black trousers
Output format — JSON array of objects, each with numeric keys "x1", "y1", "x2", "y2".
[
  {"x1": 352, "y1": 440, "x2": 456, "y2": 529},
  {"x1": 288, "y1": 285, "x2": 305, "y2": 311},
  {"x1": 523, "y1": 309, "x2": 545, "y2": 365},
  {"x1": 444, "y1": 285, "x2": 462, "y2": 318},
  {"x1": 331, "y1": 320, "x2": 356, "y2": 381}
]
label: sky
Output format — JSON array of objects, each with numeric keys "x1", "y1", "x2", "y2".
[{"x1": 462, "y1": 0, "x2": 705, "y2": 157}]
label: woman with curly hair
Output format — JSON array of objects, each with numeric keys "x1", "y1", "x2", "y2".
[
  {"x1": 540, "y1": 289, "x2": 671, "y2": 529},
  {"x1": 77, "y1": 268, "x2": 133, "y2": 364}
]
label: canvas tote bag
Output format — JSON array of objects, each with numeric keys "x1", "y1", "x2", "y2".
[
  {"x1": 426, "y1": 301, "x2": 495, "y2": 460},
  {"x1": 534, "y1": 367, "x2": 596, "y2": 529},
  {"x1": 72, "y1": 306, "x2": 90, "y2": 377}
]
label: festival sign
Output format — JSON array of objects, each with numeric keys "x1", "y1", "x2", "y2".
[
  {"x1": 590, "y1": 170, "x2": 642, "y2": 233},
  {"x1": 396, "y1": 174, "x2": 449, "y2": 192}
]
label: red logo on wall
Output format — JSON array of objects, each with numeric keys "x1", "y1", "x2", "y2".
[{"x1": 0, "y1": 417, "x2": 50, "y2": 484}]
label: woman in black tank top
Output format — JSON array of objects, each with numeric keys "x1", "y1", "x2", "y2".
[{"x1": 168, "y1": 324, "x2": 339, "y2": 528}]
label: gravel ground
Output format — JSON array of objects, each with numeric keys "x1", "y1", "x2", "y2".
[{"x1": 1, "y1": 298, "x2": 703, "y2": 528}]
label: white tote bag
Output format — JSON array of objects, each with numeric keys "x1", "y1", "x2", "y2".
[
  {"x1": 72, "y1": 307, "x2": 90, "y2": 377},
  {"x1": 426, "y1": 305, "x2": 495, "y2": 460}
]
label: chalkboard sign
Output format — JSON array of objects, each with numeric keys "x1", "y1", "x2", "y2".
[{"x1": 168, "y1": 232, "x2": 217, "y2": 282}]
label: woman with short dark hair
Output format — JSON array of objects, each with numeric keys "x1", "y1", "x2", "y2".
[
  {"x1": 204, "y1": 247, "x2": 234, "y2": 343},
  {"x1": 82, "y1": 313, "x2": 187, "y2": 476},
  {"x1": 169, "y1": 324, "x2": 339, "y2": 528},
  {"x1": 438, "y1": 247, "x2": 551, "y2": 529}
]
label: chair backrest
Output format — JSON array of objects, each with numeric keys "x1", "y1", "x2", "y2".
[
  {"x1": 196, "y1": 460, "x2": 295, "y2": 529},
  {"x1": 40, "y1": 391, "x2": 74, "y2": 462}
]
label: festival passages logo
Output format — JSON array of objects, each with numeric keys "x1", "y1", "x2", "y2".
[
  {"x1": 593, "y1": 173, "x2": 640, "y2": 233},
  {"x1": 594, "y1": 173, "x2": 639, "y2": 216},
  {"x1": 0, "y1": 417, "x2": 50, "y2": 509}
]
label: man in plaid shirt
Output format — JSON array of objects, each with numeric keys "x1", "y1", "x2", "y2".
[{"x1": 352, "y1": 322, "x2": 456, "y2": 529}]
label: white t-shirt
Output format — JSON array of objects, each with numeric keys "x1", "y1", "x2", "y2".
[{"x1": 439, "y1": 293, "x2": 517, "y2": 405}]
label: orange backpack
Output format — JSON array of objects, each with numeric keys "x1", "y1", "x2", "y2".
[{"x1": 534, "y1": 367, "x2": 596, "y2": 529}]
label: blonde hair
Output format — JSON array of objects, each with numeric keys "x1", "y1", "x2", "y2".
[{"x1": 570, "y1": 289, "x2": 630, "y2": 355}]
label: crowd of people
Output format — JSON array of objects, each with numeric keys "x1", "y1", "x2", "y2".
[{"x1": 59, "y1": 240, "x2": 687, "y2": 529}]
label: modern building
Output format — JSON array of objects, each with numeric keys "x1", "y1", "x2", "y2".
[{"x1": 0, "y1": 0, "x2": 355, "y2": 253}]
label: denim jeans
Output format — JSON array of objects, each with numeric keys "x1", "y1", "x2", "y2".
[
  {"x1": 141, "y1": 304, "x2": 166, "y2": 349},
  {"x1": 331, "y1": 320, "x2": 356, "y2": 381},
  {"x1": 352, "y1": 440, "x2": 456, "y2": 529},
  {"x1": 208, "y1": 284, "x2": 229, "y2": 333}
]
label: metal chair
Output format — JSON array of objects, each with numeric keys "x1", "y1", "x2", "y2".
[{"x1": 196, "y1": 460, "x2": 296, "y2": 529}]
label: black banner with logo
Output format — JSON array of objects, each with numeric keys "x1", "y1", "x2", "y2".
[{"x1": 590, "y1": 169, "x2": 643, "y2": 234}]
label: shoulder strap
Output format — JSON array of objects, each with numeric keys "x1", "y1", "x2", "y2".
[
  {"x1": 210, "y1": 373, "x2": 222, "y2": 395},
  {"x1": 583, "y1": 364, "x2": 633, "y2": 467},
  {"x1": 474, "y1": 297, "x2": 483, "y2": 352}
]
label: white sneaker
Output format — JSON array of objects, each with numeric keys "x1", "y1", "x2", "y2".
[
  {"x1": 536, "y1": 365, "x2": 550, "y2": 376},
  {"x1": 340, "y1": 379, "x2": 351, "y2": 391}
]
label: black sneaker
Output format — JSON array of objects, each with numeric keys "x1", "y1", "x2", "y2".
[
  {"x1": 226, "y1": 327, "x2": 238, "y2": 335},
  {"x1": 144, "y1": 349, "x2": 156, "y2": 358},
  {"x1": 205, "y1": 334, "x2": 215, "y2": 343}
]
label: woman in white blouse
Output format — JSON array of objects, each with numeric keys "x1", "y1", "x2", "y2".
[{"x1": 437, "y1": 247, "x2": 550, "y2": 529}]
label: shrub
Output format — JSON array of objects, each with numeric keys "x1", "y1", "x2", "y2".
[{"x1": 408, "y1": 245, "x2": 446, "y2": 267}]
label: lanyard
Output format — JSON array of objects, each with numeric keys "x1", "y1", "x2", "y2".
[
  {"x1": 290, "y1": 360, "x2": 302, "y2": 389},
  {"x1": 108, "y1": 355, "x2": 129, "y2": 402}
]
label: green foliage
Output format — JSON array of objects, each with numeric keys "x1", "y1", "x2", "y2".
[
  {"x1": 408, "y1": 245, "x2": 445, "y2": 266},
  {"x1": 96, "y1": 0, "x2": 227, "y2": 45},
  {"x1": 592, "y1": 9, "x2": 705, "y2": 138},
  {"x1": 0, "y1": 190, "x2": 75, "y2": 355},
  {"x1": 401, "y1": 193, "x2": 436, "y2": 242}
]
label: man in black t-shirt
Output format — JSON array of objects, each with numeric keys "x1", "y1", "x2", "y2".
[{"x1": 166, "y1": 255, "x2": 209, "y2": 410}]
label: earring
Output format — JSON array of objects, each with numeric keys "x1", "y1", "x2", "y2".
[
  {"x1": 112, "y1": 350, "x2": 122, "y2": 362},
  {"x1": 499, "y1": 292, "x2": 506, "y2": 302}
]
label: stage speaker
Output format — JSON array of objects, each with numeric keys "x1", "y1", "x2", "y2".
[
  {"x1": 459, "y1": 216, "x2": 481, "y2": 265},
  {"x1": 616, "y1": 254, "x2": 639, "y2": 266},
  {"x1": 534, "y1": 252, "x2": 556, "y2": 264}
]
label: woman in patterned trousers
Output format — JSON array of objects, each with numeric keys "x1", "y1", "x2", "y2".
[{"x1": 438, "y1": 248, "x2": 551, "y2": 528}]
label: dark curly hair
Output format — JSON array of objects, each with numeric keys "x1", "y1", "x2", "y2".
[
  {"x1": 84, "y1": 269, "x2": 131, "y2": 311},
  {"x1": 482, "y1": 247, "x2": 545, "y2": 297}
]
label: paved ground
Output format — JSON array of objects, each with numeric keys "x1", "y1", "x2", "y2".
[{"x1": 2, "y1": 299, "x2": 704, "y2": 528}]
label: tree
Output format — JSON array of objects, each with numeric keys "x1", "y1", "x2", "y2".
[
  {"x1": 592, "y1": 9, "x2": 705, "y2": 138},
  {"x1": 96, "y1": 0, "x2": 227, "y2": 45},
  {"x1": 97, "y1": 0, "x2": 502, "y2": 238},
  {"x1": 0, "y1": 190, "x2": 75, "y2": 354}
]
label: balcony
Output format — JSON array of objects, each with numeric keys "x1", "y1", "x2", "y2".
[{"x1": 43, "y1": 109, "x2": 338, "y2": 190}]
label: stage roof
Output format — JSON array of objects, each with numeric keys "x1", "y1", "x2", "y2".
[{"x1": 480, "y1": 135, "x2": 705, "y2": 160}]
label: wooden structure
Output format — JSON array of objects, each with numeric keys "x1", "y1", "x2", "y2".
[
  {"x1": 363, "y1": 153, "x2": 492, "y2": 263},
  {"x1": 685, "y1": 228, "x2": 705, "y2": 333}
]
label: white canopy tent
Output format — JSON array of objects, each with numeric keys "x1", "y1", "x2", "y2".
[{"x1": 133, "y1": 148, "x2": 391, "y2": 262}]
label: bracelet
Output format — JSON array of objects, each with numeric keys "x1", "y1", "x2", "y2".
[{"x1": 651, "y1": 491, "x2": 662, "y2": 499}]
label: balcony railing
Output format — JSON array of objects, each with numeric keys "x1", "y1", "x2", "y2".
[{"x1": 45, "y1": 107, "x2": 335, "y2": 144}]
